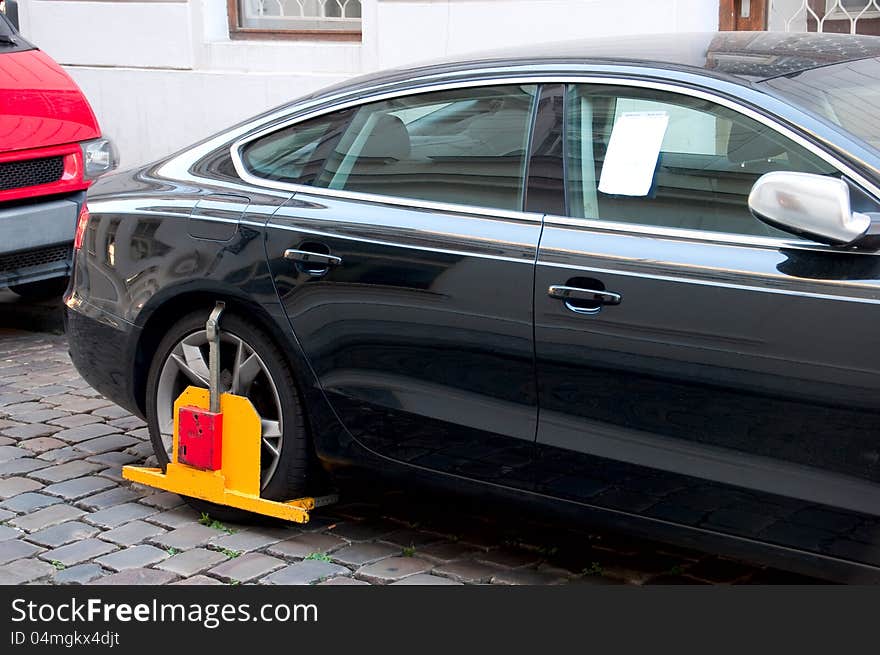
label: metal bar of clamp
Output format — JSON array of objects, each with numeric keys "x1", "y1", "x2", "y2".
[{"x1": 206, "y1": 301, "x2": 225, "y2": 413}]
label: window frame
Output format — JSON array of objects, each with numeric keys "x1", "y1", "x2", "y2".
[
  {"x1": 831, "y1": 0, "x2": 880, "y2": 17},
  {"x1": 803, "y1": 0, "x2": 880, "y2": 35},
  {"x1": 233, "y1": 81, "x2": 546, "y2": 219},
  {"x1": 226, "y1": 0, "x2": 362, "y2": 42},
  {"x1": 229, "y1": 74, "x2": 880, "y2": 246}
]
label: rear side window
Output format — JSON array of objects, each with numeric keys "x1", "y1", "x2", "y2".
[
  {"x1": 564, "y1": 84, "x2": 838, "y2": 237},
  {"x1": 240, "y1": 107, "x2": 356, "y2": 186},
  {"x1": 239, "y1": 84, "x2": 538, "y2": 212}
]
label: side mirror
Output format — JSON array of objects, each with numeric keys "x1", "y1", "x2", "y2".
[
  {"x1": 3, "y1": 0, "x2": 19, "y2": 31},
  {"x1": 748, "y1": 171, "x2": 878, "y2": 247}
]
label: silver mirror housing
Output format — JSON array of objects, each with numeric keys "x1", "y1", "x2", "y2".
[{"x1": 748, "y1": 171, "x2": 872, "y2": 245}]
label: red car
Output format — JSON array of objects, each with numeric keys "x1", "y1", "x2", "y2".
[{"x1": 0, "y1": 10, "x2": 116, "y2": 297}]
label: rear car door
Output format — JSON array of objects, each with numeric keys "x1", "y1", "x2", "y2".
[
  {"x1": 242, "y1": 83, "x2": 545, "y2": 485},
  {"x1": 533, "y1": 81, "x2": 880, "y2": 570}
]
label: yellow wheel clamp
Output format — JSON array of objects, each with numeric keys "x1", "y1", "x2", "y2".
[{"x1": 123, "y1": 302, "x2": 337, "y2": 523}]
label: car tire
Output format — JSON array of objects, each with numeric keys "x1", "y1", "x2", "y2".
[
  {"x1": 145, "y1": 309, "x2": 309, "y2": 521},
  {"x1": 10, "y1": 277, "x2": 69, "y2": 299}
]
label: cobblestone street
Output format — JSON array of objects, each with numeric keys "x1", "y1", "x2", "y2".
[{"x1": 0, "y1": 291, "x2": 819, "y2": 585}]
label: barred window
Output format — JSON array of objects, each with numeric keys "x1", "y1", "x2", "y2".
[{"x1": 230, "y1": 0, "x2": 362, "y2": 41}]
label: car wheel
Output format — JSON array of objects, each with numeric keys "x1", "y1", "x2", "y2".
[
  {"x1": 145, "y1": 310, "x2": 309, "y2": 520},
  {"x1": 10, "y1": 277, "x2": 69, "y2": 299}
]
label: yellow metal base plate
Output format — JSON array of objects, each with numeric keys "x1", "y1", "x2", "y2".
[
  {"x1": 123, "y1": 386, "x2": 315, "y2": 524},
  {"x1": 122, "y1": 465, "x2": 315, "y2": 523}
]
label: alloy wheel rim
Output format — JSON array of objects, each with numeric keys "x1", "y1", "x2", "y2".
[{"x1": 155, "y1": 329, "x2": 284, "y2": 489}]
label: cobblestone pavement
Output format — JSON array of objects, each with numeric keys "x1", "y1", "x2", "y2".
[{"x1": 0, "y1": 292, "x2": 820, "y2": 585}]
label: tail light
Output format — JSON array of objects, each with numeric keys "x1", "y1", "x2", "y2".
[{"x1": 73, "y1": 203, "x2": 90, "y2": 250}]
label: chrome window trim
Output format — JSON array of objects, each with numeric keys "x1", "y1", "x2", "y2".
[
  {"x1": 229, "y1": 74, "x2": 880, "y2": 239},
  {"x1": 541, "y1": 214, "x2": 848, "y2": 253},
  {"x1": 261, "y1": 220, "x2": 537, "y2": 266},
  {"x1": 231, "y1": 79, "x2": 548, "y2": 223}
]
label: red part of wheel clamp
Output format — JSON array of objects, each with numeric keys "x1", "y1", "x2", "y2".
[{"x1": 178, "y1": 406, "x2": 223, "y2": 471}]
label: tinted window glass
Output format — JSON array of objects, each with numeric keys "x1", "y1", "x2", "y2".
[
  {"x1": 242, "y1": 85, "x2": 538, "y2": 211},
  {"x1": 762, "y1": 58, "x2": 880, "y2": 151},
  {"x1": 0, "y1": 15, "x2": 14, "y2": 37},
  {"x1": 565, "y1": 84, "x2": 838, "y2": 236},
  {"x1": 192, "y1": 148, "x2": 241, "y2": 183},
  {"x1": 525, "y1": 84, "x2": 565, "y2": 215},
  {"x1": 240, "y1": 106, "x2": 356, "y2": 186}
]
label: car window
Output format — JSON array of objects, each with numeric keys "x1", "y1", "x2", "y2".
[
  {"x1": 761, "y1": 57, "x2": 880, "y2": 152},
  {"x1": 0, "y1": 13, "x2": 15, "y2": 37},
  {"x1": 240, "y1": 106, "x2": 357, "y2": 186},
  {"x1": 565, "y1": 84, "x2": 839, "y2": 237},
  {"x1": 240, "y1": 85, "x2": 538, "y2": 212}
]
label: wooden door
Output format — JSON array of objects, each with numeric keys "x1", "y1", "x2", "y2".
[{"x1": 719, "y1": 0, "x2": 768, "y2": 30}]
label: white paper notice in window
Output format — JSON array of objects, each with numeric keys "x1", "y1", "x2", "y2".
[{"x1": 598, "y1": 111, "x2": 669, "y2": 197}]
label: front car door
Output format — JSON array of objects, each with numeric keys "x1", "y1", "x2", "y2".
[
  {"x1": 533, "y1": 80, "x2": 880, "y2": 576},
  {"x1": 237, "y1": 83, "x2": 548, "y2": 485}
]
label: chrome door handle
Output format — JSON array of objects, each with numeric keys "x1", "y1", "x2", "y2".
[
  {"x1": 548, "y1": 285, "x2": 621, "y2": 305},
  {"x1": 548, "y1": 285, "x2": 621, "y2": 315},
  {"x1": 283, "y1": 249, "x2": 342, "y2": 267}
]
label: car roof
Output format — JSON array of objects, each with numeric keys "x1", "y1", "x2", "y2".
[
  {"x1": 466, "y1": 31, "x2": 880, "y2": 81},
  {"x1": 305, "y1": 31, "x2": 880, "y2": 105}
]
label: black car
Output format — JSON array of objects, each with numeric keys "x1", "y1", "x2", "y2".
[{"x1": 66, "y1": 31, "x2": 880, "y2": 582}]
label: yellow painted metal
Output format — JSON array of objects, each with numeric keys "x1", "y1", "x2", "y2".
[
  {"x1": 174, "y1": 387, "x2": 262, "y2": 497},
  {"x1": 122, "y1": 385, "x2": 312, "y2": 523}
]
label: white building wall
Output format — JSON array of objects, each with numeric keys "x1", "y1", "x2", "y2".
[
  {"x1": 375, "y1": 0, "x2": 721, "y2": 69},
  {"x1": 24, "y1": 1, "x2": 194, "y2": 69},
  {"x1": 15, "y1": 0, "x2": 720, "y2": 169}
]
